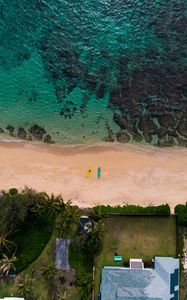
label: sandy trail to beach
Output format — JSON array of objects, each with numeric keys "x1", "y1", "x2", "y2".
[{"x1": 0, "y1": 140, "x2": 186, "y2": 211}]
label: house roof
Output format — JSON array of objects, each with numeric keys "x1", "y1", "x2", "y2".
[
  {"x1": 155, "y1": 256, "x2": 179, "y2": 273},
  {"x1": 100, "y1": 257, "x2": 179, "y2": 300}
]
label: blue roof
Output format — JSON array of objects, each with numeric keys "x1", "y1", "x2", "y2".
[{"x1": 100, "y1": 257, "x2": 179, "y2": 300}]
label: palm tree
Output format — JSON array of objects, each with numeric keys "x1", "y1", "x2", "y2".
[
  {"x1": 40, "y1": 260, "x2": 57, "y2": 281},
  {"x1": 82, "y1": 221, "x2": 104, "y2": 255},
  {"x1": 89, "y1": 206, "x2": 103, "y2": 222},
  {"x1": 0, "y1": 253, "x2": 16, "y2": 276},
  {"x1": 50, "y1": 193, "x2": 64, "y2": 213},
  {"x1": 0, "y1": 227, "x2": 15, "y2": 253},
  {"x1": 56, "y1": 201, "x2": 80, "y2": 238},
  {"x1": 17, "y1": 274, "x2": 35, "y2": 298},
  {"x1": 63, "y1": 201, "x2": 80, "y2": 224},
  {"x1": 78, "y1": 274, "x2": 93, "y2": 300},
  {"x1": 57, "y1": 288, "x2": 68, "y2": 299},
  {"x1": 33, "y1": 193, "x2": 64, "y2": 217},
  {"x1": 55, "y1": 222, "x2": 70, "y2": 238}
]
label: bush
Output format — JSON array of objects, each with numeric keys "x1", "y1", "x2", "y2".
[
  {"x1": 12, "y1": 217, "x2": 54, "y2": 272},
  {"x1": 175, "y1": 204, "x2": 187, "y2": 226},
  {"x1": 9, "y1": 188, "x2": 18, "y2": 195},
  {"x1": 178, "y1": 228, "x2": 184, "y2": 256},
  {"x1": 0, "y1": 193, "x2": 30, "y2": 231},
  {"x1": 94, "y1": 204, "x2": 171, "y2": 216},
  {"x1": 69, "y1": 242, "x2": 93, "y2": 299},
  {"x1": 69, "y1": 241, "x2": 93, "y2": 278}
]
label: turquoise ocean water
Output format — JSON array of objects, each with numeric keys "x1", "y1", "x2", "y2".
[{"x1": 0, "y1": 0, "x2": 186, "y2": 145}]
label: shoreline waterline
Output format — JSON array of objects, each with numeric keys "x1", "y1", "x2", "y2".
[{"x1": 0, "y1": 133, "x2": 186, "y2": 150}]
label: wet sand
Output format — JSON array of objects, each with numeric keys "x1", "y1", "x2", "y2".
[{"x1": 0, "y1": 139, "x2": 186, "y2": 211}]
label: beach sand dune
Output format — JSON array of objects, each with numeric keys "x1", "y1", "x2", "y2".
[{"x1": 0, "y1": 140, "x2": 186, "y2": 211}]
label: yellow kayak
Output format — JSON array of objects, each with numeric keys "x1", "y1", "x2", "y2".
[{"x1": 86, "y1": 166, "x2": 93, "y2": 178}]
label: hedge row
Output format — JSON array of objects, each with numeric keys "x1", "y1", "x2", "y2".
[
  {"x1": 95, "y1": 204, "x2": 171, "y2": 216},
  {"x1": 175, "y1": 204, "x2": 187, "y2": 226}
]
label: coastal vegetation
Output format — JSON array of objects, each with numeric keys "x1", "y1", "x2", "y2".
[
  {"x1": 175, "y1": 203, "x2": 187, "y2": 226},
  {"x1": 0, "y1": 187, "x2": 58, "y2": 272},
  {"x1": 69, "y1": 242, "x2": 93, "y2": 300},
  {"x1": 0, "y1": 188, "x2": 186, "y2": 299},
  {"x1": 94, "y1": 203, "x2": 171, "y2": 216},
  {"x1": 179, "y1": 227, "x2": 187, "y2": 300},
  {"x1": 0, "y1": 188, "x2": 97, "y2": 299},
  {"x1": 0, "y1": 187, "x2": 62, "y2": 299}
]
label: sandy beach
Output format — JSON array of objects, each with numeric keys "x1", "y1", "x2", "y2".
[{"x1": 0, "y1": 139, "x2": 186, "y2": 211}]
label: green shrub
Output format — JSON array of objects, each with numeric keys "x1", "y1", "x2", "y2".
[
  {"x1": 0, "y1": 188, "x2": 62, "y2": 273},
  {"x1": 69, "y1": 241, "x2": 93, "y2": 278},
  {"x1": 0, "y1": 193, "x2": 29, "y2": 231},
  {"x1": 69, "y1": 242, "x2": 93, "y2": 300},
  {"x1": 175, "y1": 204, "x2": 187, "y2": 226},
  {"x1": 94, "y1": 204, "x2": 171, "y2": 216},
  {"x1": 9, "y1": 188, "x2": 18, "y2": 195},
  {"x1": 12, "y1": 217, "x2": 54, "y2": 272},
  {"x1": 178, "y1": 228, "x2": 184, "y2": 256}
]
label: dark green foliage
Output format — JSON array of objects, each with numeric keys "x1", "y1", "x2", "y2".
[
  {"x1": 16, "y1": 274, "x2": 36, "y2": 300},
  {"x1": 9, "y1": 188, "x2": 18, "y2": 196},
  {"x1": 82, "y1": 221, "x2": 104, "y2": 255},
  {"x1": 0, "y1": 187, "x2": 65, "y2": 272},
  {"x1": 175, "y1": 204, "x2": 187, "y2": 226},
  {"x1": 55, "y1": 202, "x2": 80, "y2": 238},
  {"x1": 40, "y1": 259, "x2": 57, "y2": 281},
  {"x1": 77, "y1": 274, "x2": 93, "y2": 300},
  {"x1": 69, "y1": 241, "x2": 93, "y2": 278},
  {"x1": 177, "y1": 227, "x2": 184, "y2": 273},
  {"x1": 12, "y1": 217, "x2": 54, "y2": 272},
  {"x1": 94, "y1": 204, "x2": 171, "y2": 216},
  {"x1": 21, "y1": 187, "x2": 64, "y2": 218},
  {"x1": 89, "y1": 206, "x2": 103, "y2": 222},
  {"x1": 69, "y1": 241, "x2": 93, "y2": 300},
  {"x1": 178, "y1": 228, "x2": 184, "y2": 257},
  {"x1": 0, "y1": 192, "x2": 30, "y2": 231},
  {"x1": 33, "y1": 193, "x2": 64, "y2": 217},
  {"x1": 0, "y1": 227, "x2": 15, "y2": 254}
]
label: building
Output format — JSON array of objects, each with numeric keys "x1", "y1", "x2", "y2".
[{"x1": 100, "y1": 256, "x2": 179, "y2": 300}]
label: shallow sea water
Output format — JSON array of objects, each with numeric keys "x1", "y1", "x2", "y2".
[{"x1": 0, "y1": 0, "x2": 186, "y2": 144}]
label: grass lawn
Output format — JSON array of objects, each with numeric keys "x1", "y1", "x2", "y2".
[
  {"x1": 0, "y1": 281, "x2": 13, "y2": 297},
  {"x1": 94, "y1": 215, "x2": 177, "y2": 299},
  {"x1": 22, "y1": 228, "x2": 56, "y2": 300},
  {"x1": 0, "y1": 217, "x2": 54, "y2": 298},
  {"x1": 0, "y1": 229, "x2": 79, "y2": 300},
  {"x1": 0, "y1": 223, "x2": 89, "y2": 299},
  {"x1": 0, "y1": 228, "x2": 56, "y2": 299}
]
